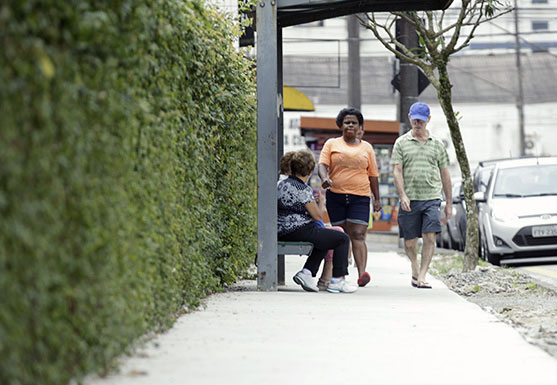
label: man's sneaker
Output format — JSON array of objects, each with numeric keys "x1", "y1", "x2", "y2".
[
  {"x1": 357, "y1": 272, "x2": 371, "y2": 287},
  {"x1": 327, "y1": 278, "x2": 357, "y2": 293},
  {"x1": 293, "y1": 271, "x2": 318, "y2": 292}
]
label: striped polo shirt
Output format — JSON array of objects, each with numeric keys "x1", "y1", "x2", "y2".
[{"x1": 391, "y1": 130, "x2": 449, "y2": 201}]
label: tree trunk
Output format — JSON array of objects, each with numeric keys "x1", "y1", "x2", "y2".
[{"x1": 435, "y1": 64, "x2": 479, "y2": 272}]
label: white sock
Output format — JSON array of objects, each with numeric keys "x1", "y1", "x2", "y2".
[
  {"x1": 330, "y1": 277, "x2": 342, "y2": 283},
  {"x1": 302, "y1": 268, "x2": 312, "y2": 275}
]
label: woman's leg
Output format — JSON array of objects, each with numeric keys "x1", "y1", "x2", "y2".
[
  {"x1": 318, "y1": 257, "x2": 333, "y2": 289},
  {"x1": 345, "y1": 222, "x2": 368, "y2": 277},
  {"x1": 301, "y1": 226, "x2": 349, "y2": 277},
  {"x1": 318, "y1": 226, "x2": 345, "y2": 286},
  {"x1": 329, "y1": 231, "x2": 350, "y2": 278},
  {"x1": 280, "y1": 225, "x2": 346, "y2": 276},
  {"x1": 344, "y1": 194, "x2": 371, "y2": 286}
]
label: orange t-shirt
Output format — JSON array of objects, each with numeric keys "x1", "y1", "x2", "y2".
[{"x1": 319, "y1": 137, "x2": 379, "y2": 197}]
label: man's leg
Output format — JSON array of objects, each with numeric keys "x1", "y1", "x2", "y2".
[
  {"x1": 345, "y1": 222, "x2": 368, "y2": 277},
  {"x1": 404, "y1": 237, "x2": 420, "y2": 281},
  {"x1": 418, "y1": 232, "x2": 436, "y2": 283},
  {"x1": 417, "y1": 200, "x2": 442, "y2": 286}
]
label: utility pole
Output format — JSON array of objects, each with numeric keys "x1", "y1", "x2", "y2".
[
  {"x1": 397, "y1": 17, "x2": 418, "y2": 135},
  {"x1": 514, "y1": 0, "x2": 526, "y2": 155},
  {"x1": 347, "y1": 14, "x2": 361, "y2": 110}
]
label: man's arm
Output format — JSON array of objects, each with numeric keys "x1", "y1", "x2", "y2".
[
  {"x1": 393, "y1": 164, "x2": 410, "y2": 212},
  {"x1": 440, "y1": 167, "x2": 452, "y2": 223}
]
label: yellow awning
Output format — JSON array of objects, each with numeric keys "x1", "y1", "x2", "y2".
[{"x1": 283, "y1": 85, "x2": 315, "y2": 111}]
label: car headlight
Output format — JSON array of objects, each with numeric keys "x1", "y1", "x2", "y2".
[{"x1": 491, "y1": 208, "x2": 517, "y2": 222}]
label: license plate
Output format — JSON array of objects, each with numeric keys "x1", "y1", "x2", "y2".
[{"x1": 532, "y1": 225, "x2": 557, "y2": 238}]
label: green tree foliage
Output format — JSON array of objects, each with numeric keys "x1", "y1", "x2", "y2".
[{"x1": 0, "y1": 1, "x2": 256, "y2": 384}]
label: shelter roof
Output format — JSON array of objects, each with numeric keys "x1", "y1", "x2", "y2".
[{"x1": 278, "y1": 0, "x2": 453, "y2": 27}]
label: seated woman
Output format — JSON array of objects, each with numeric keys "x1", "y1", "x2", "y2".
[{"x1": 277, "y1": 149, "x2": 356, "y2": 293}]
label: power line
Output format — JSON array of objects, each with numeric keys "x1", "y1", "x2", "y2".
[{"x1": 488, "y1": 20, "x2": 557, "y2": 57}]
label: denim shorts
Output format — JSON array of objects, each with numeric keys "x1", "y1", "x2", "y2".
[
  {"x1": 325, "y1": 190, "x2": 370, "y2": 226},
  {"x1": 398, "y1": 199, "x2": 442, "y2": 240}
]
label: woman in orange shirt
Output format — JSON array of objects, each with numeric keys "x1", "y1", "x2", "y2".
[{"x1": 318, "y1": 108, "x2": 382, "y2": 287}]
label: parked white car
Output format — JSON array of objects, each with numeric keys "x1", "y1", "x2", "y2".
[
  {"x1": 474, "y1": 157, "x2": 557, "y2": 265},
  {"x1": 437, "y1": 178, "x2": 466, "y2": 251}
]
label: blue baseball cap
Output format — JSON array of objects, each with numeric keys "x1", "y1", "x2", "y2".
[{"x1": 409, "y1": 102, "x2": 430, "y2": 122}]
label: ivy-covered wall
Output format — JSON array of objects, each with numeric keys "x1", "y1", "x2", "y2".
[{"x1": 0, "y1": 1, "x2": 256, "y2": 384}]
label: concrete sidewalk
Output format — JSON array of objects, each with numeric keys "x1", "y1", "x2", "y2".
[{"x1": 87, "y1": 251, "x2": 557, "y2": 385}]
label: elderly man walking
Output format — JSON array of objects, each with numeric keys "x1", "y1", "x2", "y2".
[{"x1": 391, "y1": 102, "x2": 452, "y2": 289}]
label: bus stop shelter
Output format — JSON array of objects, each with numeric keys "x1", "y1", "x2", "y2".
[{"x1": 256, "y1": 0, "x2": 453, "y2": 290}]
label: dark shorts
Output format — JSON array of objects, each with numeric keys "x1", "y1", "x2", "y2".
[
  {"x1": 398, "y1": 199, "x2": 442, "y2": 240},
  {"x1": 325, "y1": 190, "x2": 370, "y2": 226}
]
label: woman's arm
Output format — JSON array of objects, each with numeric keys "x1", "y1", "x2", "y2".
[
  {"x1": 369, "y1": 176, "x2": 382, "y2": 212},
  {"x1": 318, "y1": 163, "x2": 333, "y2": 189},
  {"x1": 305, "y1": 191, "x2": 325, "y2": 221}
]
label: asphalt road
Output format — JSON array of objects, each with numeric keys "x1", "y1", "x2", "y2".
[{"x1": 518, "y1": 264, "x2": 557, "y2": 290}]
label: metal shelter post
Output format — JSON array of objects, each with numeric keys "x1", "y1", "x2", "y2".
[
  {"x1": 256, "y1": 0, "x2": 278, "y2": 291},
  {"x1": 277, "y1": 27, "x2": 284, "y2": 164},
  {"x1": 276, "y1": 28, "x2": 285, "y2": 286}
]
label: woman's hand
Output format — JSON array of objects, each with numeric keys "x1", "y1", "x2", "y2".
[
  {"x1": 321, "y1": 178, "x2": 333, "y2": 189},
  {"x1": 318, "y1": 163, "x2": 332, "y2": 189},
  {"x1": 315, "y1": 190, "x2": 326, "y2": 210},
  {"x1": 373, "y1": 199, "x2": 382, "y2": 212},
  {"x1": 314, "y1": 190, "x2": 323, "y2": 204}
]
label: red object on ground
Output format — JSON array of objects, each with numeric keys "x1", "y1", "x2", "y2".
[{"x1": 357, "y1": 272, "x2": 371, "y2": 287}]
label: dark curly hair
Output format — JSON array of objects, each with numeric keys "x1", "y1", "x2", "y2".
[
  {"x1": 289, "y1": 149, "x2": 316, "y2": 177},
  {"x1": 336, "y1": 107, "x2": 364, "y2": 128}
]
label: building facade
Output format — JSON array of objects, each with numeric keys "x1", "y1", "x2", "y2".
[{"x1": 281, "y1": 1, "x2": 557, "y2": 175}]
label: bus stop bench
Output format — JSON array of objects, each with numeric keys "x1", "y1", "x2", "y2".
[{"x1": 277, "y1": 241, "x2": 313, "y2": 285}]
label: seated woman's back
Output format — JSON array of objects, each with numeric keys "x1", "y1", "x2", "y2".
[{"x1": 277, "y1": 176, "x2": 314, "y2": 236}]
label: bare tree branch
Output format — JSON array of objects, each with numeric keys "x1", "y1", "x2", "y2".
[
  {"x1": 435, "y1": 10, "x2": 445, "y2": 50},
  {"x1": 426, "y1": 11, "x2": 435, "y2": 34},
  {"x1": 444, "y1": 0, "x2": 472, "y2": 52},
  {"x1": 360, "y1": 13, "x2": 437, "y2": 87},
  {"x1": 361, "y1": 13, "x2": 417, "y2": 63},
  {"x1": 452, "y1": 7, "x2": 513, "y2": 53},
  {"x1": 415, "y1": 11, "x2": 440, "y2": 59}
]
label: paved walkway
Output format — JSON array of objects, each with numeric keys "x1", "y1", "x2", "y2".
[{"x1": 87, "y1": 249, "x2": 557, "y2": 385}]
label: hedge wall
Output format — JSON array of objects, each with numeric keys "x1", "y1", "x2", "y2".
[{"x1": 0, "y1": 1, "x2": 256, "y2": 384}]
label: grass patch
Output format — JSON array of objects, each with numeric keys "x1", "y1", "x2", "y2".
[{"x1": 430, "y1": 253, "x2": 489, "y2": 276}]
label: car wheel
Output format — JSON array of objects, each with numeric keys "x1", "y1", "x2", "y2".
[
  {"x1": 448, "y1": 227, "x2": 460, "y2": 251},
  {"x1": 478, "y1": 231, "x2": 487, "y2": 261},
  {"x1": 445, "y1": 227, "x2": 452, "y2": 250},
  {"x1": 480, "y1": 232, "x2": 500, "y2": 266}
]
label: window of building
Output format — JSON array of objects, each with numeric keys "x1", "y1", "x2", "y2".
[{"x1": 532, "y1": 20, "x2": 549, "y2": 30}]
